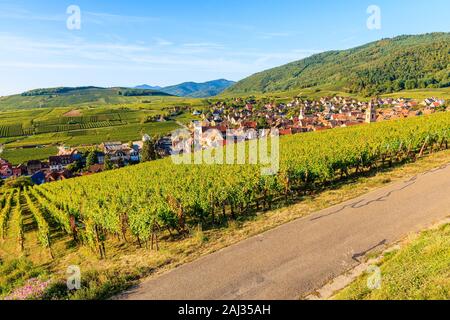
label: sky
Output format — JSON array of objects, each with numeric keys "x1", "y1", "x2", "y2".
[{"x1": 0, "y1": 0, "x2": 449, "y2": 96}]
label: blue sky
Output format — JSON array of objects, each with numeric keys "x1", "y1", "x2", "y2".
[{"x1": 0, "y1": 0, "x2": 449, "y2": 95}]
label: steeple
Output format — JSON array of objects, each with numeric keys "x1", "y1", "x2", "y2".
[
  {"x1": 299, "y1": 107, "x2": 305, "y2": 120},
  {"x1": 366, "y1": 101, "x2": 377, "y2": 123}
]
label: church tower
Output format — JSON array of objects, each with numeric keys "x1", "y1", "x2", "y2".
[
  {"x1": 299, "y1": 107, "x2": 305, "y2": 120},
  {"x1": 366, "y1": 102, "x2": 377, "y2": 123}
]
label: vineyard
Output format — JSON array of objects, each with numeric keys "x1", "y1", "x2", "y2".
[
  {"x1": 0, "y1": 113, "x2": 129, "y2": 137},
  {"x1": 34, "y1": 120, "x2": 126, "y2": 134},
  {"x1": 0, "y1": 112, "x2": 449, "y2": 259},
  {"x1": 0, "y1": 125, "x2": 26, "y2": 138}
]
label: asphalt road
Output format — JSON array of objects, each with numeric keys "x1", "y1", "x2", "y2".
[{"x1": 120, "y1": 163, "x2": 450, "y2": 300}]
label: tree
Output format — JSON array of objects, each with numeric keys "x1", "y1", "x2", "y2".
[
  {"x1": 257, "y1": 117, "x2": 268, "y2": 129},
  {"x1": 85, "y1": 150, "x2": 98, "y2": 168},
  {"x1": 104, "y1": 155, "x2": 114, "y2": 171},
  {"x1": 66, "y1": 160, "x2": 82, "y2": 173},
  {"x1": 405, "y1": 80, "x2": 418, "y2": 90},
  {"x1": 393, "y1": 80, "x2": 405, "y2": 91},
  {"x1": 141, "y1": 136, "x2": 160, "y2": 162}
]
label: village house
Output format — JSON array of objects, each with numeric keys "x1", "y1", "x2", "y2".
[
  {"x1": 101, "y1": 141, "x2": 142, "y2": 164},
  {"x1": 12, "y1": 164, "x2": 26, "y2": 178},
  {"x1": 26, "y1": 160, "x2": 43, "y2": 176},
  {"x1": 45, "y1": 170, "x2": 73, "y2": 183},
  {"x1": 49, "y1": 155, "x2": 74, "y2": 172},
  {"x1": 31, "y1": 171, "x2": 46, "y2": 185},
  {"x1": 0, "y1": 159, "x2": 13, "y2": 178},
  {"x1": 87, "y1": 164, "x2": 105, "y2": 174},
  {"x1": 156, "y1": 137, "x2": 173, "y2": 157}
]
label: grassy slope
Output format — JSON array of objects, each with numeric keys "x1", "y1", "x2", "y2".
[
  {"x1": 334, "y1": 223, "x2": 450, "y2": 300},
  {"x1": 226, "y1": 33, "x2": 450, "y2": 96},
  {"x1": 219, "y1": 87, "x2": 450, "y2": 102},
  {"x1": 382, "y1": 88, "x2": 450, "y2": 100},
  {"x1": 1, "y1": 147, "x2": 58, "y2": 165}
]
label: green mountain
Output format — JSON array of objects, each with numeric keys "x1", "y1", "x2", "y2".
[
  {"x1": 159, "y1": 79, "x2": 235, "y2": 98},
  {"x1": 0, "y1": 86, "x2": 172, "y2": 110},
  {"x1": 226, "y1": 33, "x2": 450, "y2": 96}
]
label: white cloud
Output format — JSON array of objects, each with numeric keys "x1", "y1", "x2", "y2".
[
  {"x1": 84, "y1": 11, "x2": 159, "y2": 25},
  {"x1": 0, "y1": 5, "x2": 158, "y2": 25},
  {"x1": 154, "y1": 37, "x2": 173, "y2": 47},
  {"x1": 0, "y1": 28, "x2": 322, "y2": 95}
]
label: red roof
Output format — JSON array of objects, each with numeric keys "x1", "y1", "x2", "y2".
[
  {"x1": 242, "y1": 121, "x2": 257, "y2": 129},
  {"x1": 279, "y1": 128, "x2": 292, "y2": 135}
]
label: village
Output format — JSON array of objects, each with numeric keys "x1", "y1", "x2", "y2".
[
  {"x1": 0, "y1": 96, "x2": 447, "y2": 185},
  {"x1": 193, "y1": 96, "x2": 446, "y2": 134}
]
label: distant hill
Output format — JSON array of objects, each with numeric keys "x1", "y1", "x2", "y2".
[
  {"x1": 135, "y1": 84, "x2": 163, "y2": 90},
  {"x1": 226, "y1": 33, "x2": 450, "y2": 96},
  {"x1": 136, "y1": 79, "x2": 235, "y2": 98},
  {"x1": 0, "y1": 86, "x2": 172, "y2": 110}
]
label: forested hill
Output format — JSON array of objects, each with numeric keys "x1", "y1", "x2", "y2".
[
  {"x1": 226, "y1": 33, "x2": 450, "y2": 96},
  {"x1": 160, "y1": 79, "x2": 236, "y2": 98},
  {"x1": 0, "y1": 87, "x2": 172, "y2": 110}
]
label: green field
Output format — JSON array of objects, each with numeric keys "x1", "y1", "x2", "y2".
[
  {"x1": 334, "y1": 223, "x2": 450, "y2": 300},
  {"x1": 0, "y1": 95, "x2": 205, "y2": 163},
  {"x1": 1, "y1": 147, "x2": 58, "y2": 165},
  {"x1": 382, "y1": 88, "x2": 450, "y2": 100}
]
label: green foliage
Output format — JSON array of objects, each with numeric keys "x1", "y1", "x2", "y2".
[
  {"x1": 21, "y1": 86, "x2": 103, "y2": 96},
  {"x1": 40, "y1": 269, "x2": 135, "y2": 300},
  {"x1": 0, "y1": 258, "x2": 47, "y2": 298},
  {"x1": 227, "y1": 33, "x2": 450, "y2": 96},
  {"x1": 0, "y1": 190, "x2": 14, "y2": 239},
  {"x1": 24, "y1": 189, "x2": 51, "y2": 251},
  {"x1": 141, "y1": 138, "x2": 158, "y2": 162},
  {"x1": 103, "y1": 155, "x2": 114, "y2": 171},
  {"x1": 66, "y1": 160, "x2": 82, "y2": 173},
  {"x1": 3, "y1": 177, "x2": 33, "y2": 190},
  {"x1": 85, "y1": 150, "x2": 98, "y2": 168}
]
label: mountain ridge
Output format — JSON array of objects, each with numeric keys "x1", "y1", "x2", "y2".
[
  {"x1": 226, "y1": 33, "x2": 450, "y2": 96},
  {"x1": 135, "y1": 79, "x2": 235, "y2": 98}
]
